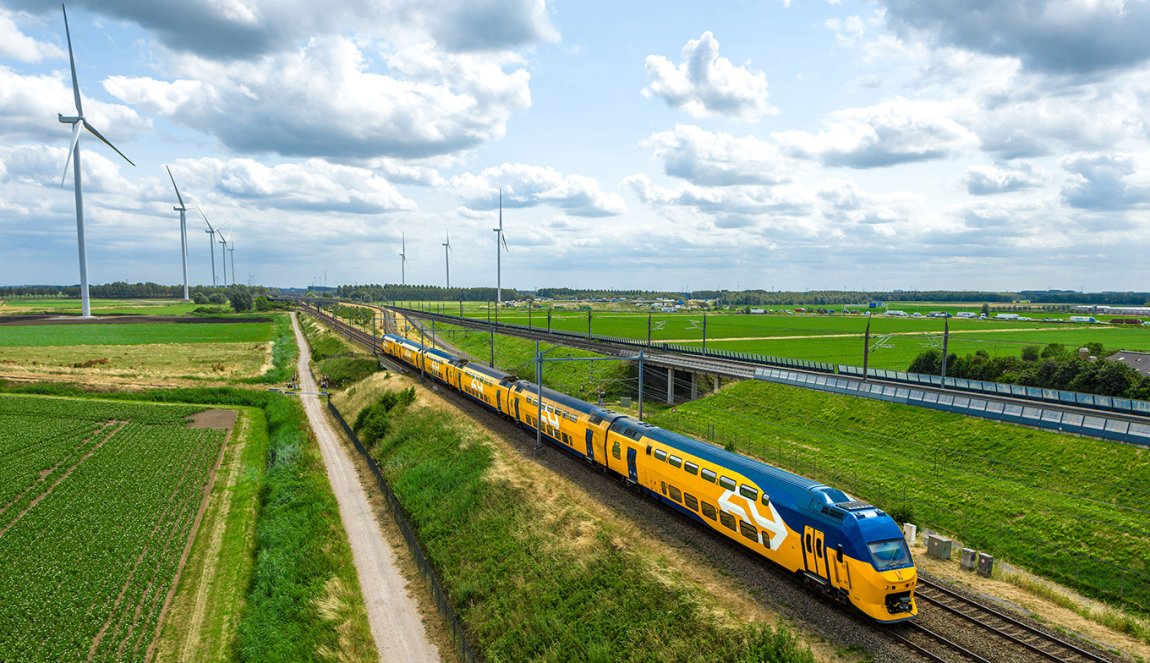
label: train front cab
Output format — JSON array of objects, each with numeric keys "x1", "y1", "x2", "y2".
[{"x1": 797, "y1": 488, "x2": 917, "y2": 622}]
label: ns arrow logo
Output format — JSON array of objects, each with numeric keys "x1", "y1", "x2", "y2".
[{"x1": 718, "y1": 489, "x2": 788, "y2": 550}]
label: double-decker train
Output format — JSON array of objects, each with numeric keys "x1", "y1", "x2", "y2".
[{"x1": 381, "y1": 331, "x2": 917, "y2": 622}]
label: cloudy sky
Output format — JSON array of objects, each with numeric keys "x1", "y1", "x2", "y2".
[{"x1": 2, "y1": 0, "x2": 1149, "y2": 292}]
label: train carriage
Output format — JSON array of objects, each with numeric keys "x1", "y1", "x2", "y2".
[{"x1": 377, "y1": 330, "x2": 917, "y2": 622}]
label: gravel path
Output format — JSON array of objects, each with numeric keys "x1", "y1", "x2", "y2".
[{"x1": 290, "y1": 313, "x2": 440, "y2": 663}]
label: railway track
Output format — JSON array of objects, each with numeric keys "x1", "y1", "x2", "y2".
[{"x1": 914, "y1": 577, "x2": 1114, "y2": 662}]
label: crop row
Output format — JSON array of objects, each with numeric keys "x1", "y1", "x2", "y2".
[{"x1": 0, "y1": 399, "x2": 225, "y2": 662}]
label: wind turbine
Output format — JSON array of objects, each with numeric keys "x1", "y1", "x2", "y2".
[
  {"x1": 399, "y1": 233, "x2": 407, "y2": 285},
  {"x1": 227, "y1": 236, "x2": 235, "y2": 284},
  {"x1": 57, "y1": 4, "x2": 135, "y2": 318},
  {"x1": 218, "y1": 231, "x2": 229, "y2": 286},
  {"x1": 165, "y1": 166, "x2": 190, "y2": 301},
  {"x1": 492, "y1": 189, "x2": 509, "y2": 306},
  {"x1": 198, "y1": 209, "x2": 218, "y2": 287},
  {"x1": 442, "y1": 231, "x2": 452, "y2": 289}
]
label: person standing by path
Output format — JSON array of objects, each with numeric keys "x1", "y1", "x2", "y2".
[{"x1": 290, "y1": 313, "x2": 440, "y2": 662}]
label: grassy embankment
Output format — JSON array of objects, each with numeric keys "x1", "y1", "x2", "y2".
[
  {"x1": 650, "y1": 379, "x2": 1150, "y2": 636},
  {"x1": 332, "y1": 377, "x2": 813, "y2": 662},
  {"x1": 0, "y1": 297, "x2": 203, "y2": 316},
  {"x1": 0, "y1": 381, "x2": 376, "y2": 662}
]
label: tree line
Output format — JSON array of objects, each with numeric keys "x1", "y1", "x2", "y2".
[{"x1": 908, "y1": 343, "x2": 1150, "y2": 400}]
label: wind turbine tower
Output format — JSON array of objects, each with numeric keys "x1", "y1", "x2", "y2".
[
  {"x1": 57, "y1": 4, "x2": 135, "y2": 317},
  {"x1": 399, "y1": 234, "x2": 407, "y2": 285},
  {"x1": 218, "y1": 231, "x2": 229, "y2": 287},
  {"x1": 493, "y1": 190, "x2": 508, "y2": 305},
  {"x1": 228, "y1": 237, "x2": 235, "y2": 283},
  {"x1": 199, "y1": 210, "x2": 217, "y2": 287},
  {"x1": 165, "y1": 166, "x2": 190, "y2": 301},
  {"x1": 442, "y1": 231, "x2": 451, "y2": 289}
]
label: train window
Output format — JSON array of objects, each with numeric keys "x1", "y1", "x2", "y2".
[
  {"x1": 683, "y1": 461, "x2": 698, "y2": 475},
  {"x1": 668, "y1": 486, "x2": 682, "y2": 502},
  {"x1": 660, "y1": 482, "x2": 667, "y2": 496},
  {"x1": 719, "y1": 511, "x2": 737, "y2": 531},
  {"x1": 718, "y1": 476, "x2": 737, "y2": 491},
  {"x1": 739, "y1": 521, "x2": 758, "y2": 542},
  {"x1": 611, "y1": 442, "x2": 621, "y2": 460},
  {"x1": 654, "y1": 449, "x2": 668, "y2": 462},
  {"x1": 645, "y1": 445, "x2": 652, "y2": 455},
  {"x1": 739, "y1": 485, "x2": 759, "y2": 501},
  {"x1": 762, "y1": 534, "x2": 772, "y2": 550},
  {"x1": 590, "y1": 415, "x2": 603, "y2": 425},
  {"x1": 700, "y1": 468, "x2": 717, "y2": 483},
  {"x1": 701, "y1": 502, "x2": 717, "y2": 520},
  {"x1": 683, "y1": 493, "x2": 699, "y2": 511},
  {"x1": 761, "y1": 494, "x2": 771, "y2": 507},
  {"x1": 668, "y1": 455, "x2": 682, "y2": 468}
]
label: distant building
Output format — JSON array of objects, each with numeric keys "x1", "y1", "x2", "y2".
[{"x1": 1108, "y1": 350, "x2": 1150, "y2": 378}]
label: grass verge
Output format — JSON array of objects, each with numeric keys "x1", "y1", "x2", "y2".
[{"x1": 337, "y1": 381, "x2": 813, "y2": 662}]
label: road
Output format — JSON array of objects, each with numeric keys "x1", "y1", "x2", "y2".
[{"x1": 290, "y1": 313, "x2": 440, "y2": 663}]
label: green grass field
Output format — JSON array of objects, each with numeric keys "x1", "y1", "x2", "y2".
[
  {"x1": 434, "y1": 307, "x2": 1150, "y2": 370},
  {"x1": 650, "y1": 380, "x2": 1150, "y2": 620},
  {"x1": 0, "y1": 395, "x2": 228, "y2": 661},
  {"x1": 0, "y1": 321, "x2": 271, "y2": 347},
  {"x1": 0, "y1": 298, "x2": 203, "y2": 316}
]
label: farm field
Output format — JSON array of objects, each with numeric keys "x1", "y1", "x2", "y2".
[
  {"x1": 650, "y1": 380, "x2": 1150, "y2": 625},
  {"x1": 0, "y1": 394, "x2": 229, "y2": 661},
  {"x1": 0, "y1": 318, "x2": 285, "y2": 385},
  {"x1": 0, "y1": 298, "x2": 203, "y2": 316},
  {"x1": 438, "y1": 307, "x2": 1150, "y2": 370}
]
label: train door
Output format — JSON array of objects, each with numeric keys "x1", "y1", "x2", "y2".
[
  {"x1": 803, "y1": 526, "x2": 828, "y2": 583},
  {"x1": 496, "y1": 391, "x2": 502, "y2": 413},
  {"x1": 626, "y1": 447, "x2": 638, "y2": 483},
  {"x1": 585, "y1": 429, "x2": 595, "y2": 461},
  {"x1": 831, "y1": 541, "x2": 851, "y2": 591},
  {"x1": 513, "y1": 398, "x2": 520, "y2": 422}
]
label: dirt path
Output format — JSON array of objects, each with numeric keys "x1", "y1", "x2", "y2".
[{"x1": 290, "y1": 313, "x2": 440, "y2": 663}]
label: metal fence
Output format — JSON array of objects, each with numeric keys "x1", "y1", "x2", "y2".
[
  {"x1": 326, "y1": 399, "x2": 479, "y2": 662},
  {"x1": 755, "y1": 367, "x2": 1150, "y2": 447},
  {"x1": 839, "y1": 365, "x2": 1150, "y2": 417}
]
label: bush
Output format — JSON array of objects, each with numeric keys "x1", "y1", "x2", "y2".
[
  {"x1": 192, "y1": 292, "x2": 209, "y2": 304},
  {"x1": 352, "y1": 388, "x2": 414, "y2": 447},
  {"x1": 208, "y1": 293, "x2": 227, "y2": 305}
]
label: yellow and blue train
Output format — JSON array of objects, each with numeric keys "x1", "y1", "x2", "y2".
[{"x1": 381, "y1": 332, "x2": 918, "y2": 622}]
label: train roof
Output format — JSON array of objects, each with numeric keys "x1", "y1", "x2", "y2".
[
  {"x1": 425, "y1": 347, "x2": 455, "y2": 361},
  {"x1": 465, "y1": 362, "x2": 517, "y2": 382},
  {"x1": 514, "y1": 381, "x2": 600, "y2": 415},
  {"x1": 635, "y1": 423, "x2": 828, "y2": 506}
]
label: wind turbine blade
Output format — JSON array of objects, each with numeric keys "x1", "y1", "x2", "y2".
[
  {"x1": 166, "y1": 165, "x2": 185, "y2": 208},
  {"x1": 83, "y1": 120, "x2": 134, "y2": 166},
  {"x1": 197, "y1": 208, "x2": 215, "y2": 232},
  {"x1": 501, "y1": 232, "x2": 509, "y2": 252},
  {"x1": 60, "y1": 121, "x2": 82, "y2": 186},
  {"x1": 62, "y1": 4, "x2": 83, "y2": 116}
]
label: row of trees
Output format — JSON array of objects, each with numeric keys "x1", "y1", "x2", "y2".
[
  {"x1": 908, "y1": 343, "x2": 1150, "y2": 400},
  {"x1": 0, "y1": 282, "x2": 278, "y2": 301},
  {"x1": 332, "y1": 284, "x2": 521, "y2": 302}
]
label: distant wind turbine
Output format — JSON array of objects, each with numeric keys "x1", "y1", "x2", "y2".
[
  {"x1": 218, "y1": 231, "x2": 229, "y2": 287},
  {"x1": 442, "y1": 231, "x2": 452, "y2": 289},
  {"x1": 399, "y1": 233, "x2": 407, "y2": 285},
  {"x1": 228, "y1": 236, "x2": 235, "y2": 284},
  {"x1": 165, "y1": 166, "x2": 190, "y2": 301},
  {"x1": 198, "y1": 209, "x2": 218, "y2": 287},
  {"x1": 493, "y1": 189, "x2": 509, "y2": 305},
  {"x1": 57, "y1": 4, "x2": 135, "y2": 318}
]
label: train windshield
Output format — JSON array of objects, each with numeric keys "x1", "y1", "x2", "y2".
[{"x1": 868, "y1": 539, "x2": 912, "y2": 570}]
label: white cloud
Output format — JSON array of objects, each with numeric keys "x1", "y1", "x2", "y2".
[
  {"x1": 882, "y1": 0, "x2": 1150, "y2": 75},
  {"x1": 0, "y1": 9, "x2": 63, "y2": 62},
  {"x1": 105, "y1": 36, "x2": 532, "y2": 159},
  {"x1": 1061, "y1": 152, "x2": 1150, "y2": 211},
  {"x1": 642, "y1": 31, "x2": 775, "y2": 120},
  {"x1": 773, "y1": 98, "x2": 978, "y2": 168},
  {"x1": 642, "y1": 124, "x2": 795, "y2": 186},
  {"x1": 0, "y1": 66, "x2": 150, "y2": 144},
  {"x1": 453, "y1": 163, "x2": 627, "y2": 217},
  {"x1": 964, "y1": 163, "x2": 1042, "y2": 195}
]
